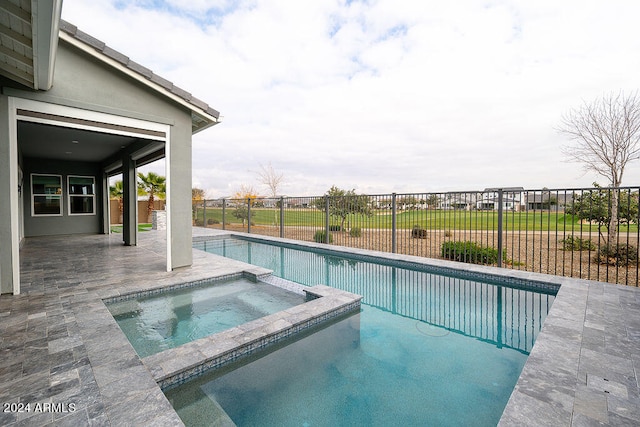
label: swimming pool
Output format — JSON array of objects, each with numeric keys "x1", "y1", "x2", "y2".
[
  {"x1": 174, "y1": 235, "x2": 556, "y2": 426},
  {"x1": 107, "y1": 276, "x2": 307, "y2": 357}
]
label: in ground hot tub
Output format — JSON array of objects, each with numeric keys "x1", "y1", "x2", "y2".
[{"x1": 106, "y1": 276, "x2": 307, "y2": 357}]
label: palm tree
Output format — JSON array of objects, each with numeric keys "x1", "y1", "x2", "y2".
[
  {"x1": 137, "y1": 172, "x2": 166, "y2": 222},
  {"x1": 109, "y1": 180, "x2": 124, "y2": 224}
]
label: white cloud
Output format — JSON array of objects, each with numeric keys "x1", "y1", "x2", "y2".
[{"x1": 62, "y1": 0, "x2": 640, "y2": 197}]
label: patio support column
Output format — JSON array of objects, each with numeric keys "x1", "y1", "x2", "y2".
[
  {"x1": 166, "y1": 119, "x2": 193, "y2": 270},
  {"x1": 101, "y1": 172, "x2": 109, "y2": 234},
  {"x1": 122, "y1": 155, "x2": 137, "y2": 246},
  {"x1": 0, "y1": 96, "x2": 20, "y2": 294}
]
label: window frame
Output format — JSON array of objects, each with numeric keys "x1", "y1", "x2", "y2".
[
  {"x1": 67, "y1": 175, "x2": 96, "y2": 216},
  {"x1": 31, "y1": 173, "x2": 63, "y2": 217}
]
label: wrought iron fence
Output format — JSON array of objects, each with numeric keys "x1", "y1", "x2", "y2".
[{"x1": 193, "y1": 186, "x2": 640, "y2": 286}]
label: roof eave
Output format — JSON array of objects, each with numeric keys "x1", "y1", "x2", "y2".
[{"x1": 31, "y1": 0, "x2": 63, "y2": 90}]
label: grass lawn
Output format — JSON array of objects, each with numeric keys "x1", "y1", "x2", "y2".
[
  {"x1": 194, "y1": 207, "x2": 638, "y2": 233},
  {"x1": 110, "y1": 223, "x2": 153, "y2": 233}
]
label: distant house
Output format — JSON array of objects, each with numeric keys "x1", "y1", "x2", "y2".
[
  {"x1": 440, "y1": 192, "x2": 479, "y2": 210},
  {"x1": 0, "y1": 5, "x2": 220, "y2": 295},
  {"x1": 477, "y1": 187, "x2": 524, "y2": 211},
  {"x1": 525, "y1": 192, "x2": 574, "y2": 211}
]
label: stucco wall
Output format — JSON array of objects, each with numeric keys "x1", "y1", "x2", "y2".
[
  {"x1": 50, "y1": 41, "x2": 184, "y2": 127},
  {"x1": 22, "y1": 158, "x2": 103, "y2": 237},
  {"x1": 16, "y1": 40, "x2": 195, "y2": 268}
]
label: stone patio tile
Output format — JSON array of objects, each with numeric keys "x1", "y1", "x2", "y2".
[
  {"x1": 105, "y1": 386, "x2": 183, "y2": 427},
  {"x1": 15, "y1": 410, "x2": 54, "y2": 426},
  {"x1": 498, "y1": 388, "x2": 572, "y2": 426},
  {"x1": 607, "y1": 393, "x2": 640, "y2": 422},
  {"x1": 573, "y1": 383, "x2": 608, "y2": 424},
  {"x1": 571, "y1": 412, "x2": 609, "y2": 426},
  {"x1": 579, "y1": 347, "x2": 635, "y2": 378},
  {"x1": 52, "y1": 408, "x2": 91, "y2": 427},
  {"x1": 91, "y1": 353, "x2": 145, "y2": 389}
]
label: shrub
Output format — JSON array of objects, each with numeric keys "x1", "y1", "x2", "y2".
[
  {"x1": 596, "y1": 243, "x2": 638, "y2": 266},
  {"x1": 313, "y1": 230, "x2": 333, "y2": 243},
  {"x1": 411, "y1": 225, "x2": 428, "y2": 239},
  {"x1": 195, "y1": 219, "x2": 204, "y2": 226},
  {"x1": 329, "y1": 225, "x2": 342, "y2": 231},
  {"x1": 441, "y1": 241, "x2": 504, "y2": 265},
  {"x1": 349, "y1": 227, "x2": 362, "y2": 237},
  {"x1": 560, "y1": 235, "x2": 595, "y2": 251},
  {"x1": 207, "y1": 218, "x2": 220, "y2": 225}
]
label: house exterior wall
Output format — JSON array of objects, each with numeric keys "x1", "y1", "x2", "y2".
[
  {"x1": 49, "y1": 41, "x2": 185, "y2": 127},
  {"x1": 22, "y1": 158, "x2": 103, "y2": 237},
  {"x1": 5, "y1": 40, "x2": 196, "y2": 271},
  {"x1": 53, "y1": 41, "x2": 195, "y2": 269}
]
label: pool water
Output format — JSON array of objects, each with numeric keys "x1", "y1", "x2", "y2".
[
  {"x1": 170, "y1": 237, "x2": 556, "y2": 426},
  {"x1": 107, "y1": 277, "x2": 306, "y2": 357},
  {"x1": 166, "y1": 307, "x2": 527, "y2": 427}
]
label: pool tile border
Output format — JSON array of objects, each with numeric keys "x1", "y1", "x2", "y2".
[
  {"x1": 102, "y1": 269, "x2": 274, "y2": 305},
  {"x1": 142, "y1": 285, "x2": 362, "y2": 390},
  {"x1": 194, "y1": 234, "x2": 560, "y2": 294}
]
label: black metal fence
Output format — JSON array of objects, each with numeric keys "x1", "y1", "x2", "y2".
[{"x1": 193, "y1": 186, "x2": 640, "y2": 286}]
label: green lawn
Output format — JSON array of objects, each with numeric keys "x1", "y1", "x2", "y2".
[
  {"x1": 110, "y1": 223, "x2": 153, "y2": 233},
  {"x1": 194, "y1": 207, "x2": 638, "y2": 232}
]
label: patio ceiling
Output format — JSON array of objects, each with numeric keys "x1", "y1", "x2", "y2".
[
  {"x1": 0, "y1": 0, "x2": 62, "y2": 90},
  {"x1": 18, "y1": 121, "x2": 138, "y2": 163}
]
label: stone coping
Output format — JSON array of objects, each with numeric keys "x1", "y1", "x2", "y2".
[{"x1": 142, "y1": 285, "x2": 362, "y2": 390}]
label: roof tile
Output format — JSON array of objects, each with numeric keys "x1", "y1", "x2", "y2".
[
  {"x1": 150, "y1": 73, "x2": 173, "y2": 91},
  {"x1": 102, "y1": 46, "x2": 129, "y2": 65},
  {"x1": 170, "y1": 86, "x2": 192, "y2": 101},
  {"x1": 127, "y1": 60, "x2": 153, "y2": 80},
  {"x1": 71, "y1": 28, "x2": 106, "y2": 52}
]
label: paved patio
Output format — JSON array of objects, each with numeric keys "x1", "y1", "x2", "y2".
[
  {"x1": 0, "y1": 230, "x2": 259, "y2": 426},
  {"x1": 0, "y1": 229, "x2": 639, "y2": 426}
]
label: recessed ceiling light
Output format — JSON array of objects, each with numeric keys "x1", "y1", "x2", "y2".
[
  {"x1": 71, "y1": 140, "x2": 79, "y2": 144},
  {"x1": 65, "y1": 151, "x2": 72, "y2": 154}
]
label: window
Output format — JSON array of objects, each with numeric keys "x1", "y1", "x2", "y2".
[
  {"x1": 68, "y1": 176, "x2": 95, "y2": 215},
  {"x1": 31, "y1": 174, "x2": 62, "y2": 216}
]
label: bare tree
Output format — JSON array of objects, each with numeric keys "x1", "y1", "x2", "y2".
[
  {"x1": 558, "y1": 91, "x2": 640, "y2": 248},
  {"x1": 257, "y1": 162, "x2": 284, "y2": 197},
  {"x1": 257, "y1": 162, "x2": 285, "y2": 225}
]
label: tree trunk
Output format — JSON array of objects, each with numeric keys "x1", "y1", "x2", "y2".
[
  {"x1": 608, "y1": 189, "x2": 618, "y2": 249},
  {"x1": 147, "y1": 193, "x2": 155, "y2": 223}
]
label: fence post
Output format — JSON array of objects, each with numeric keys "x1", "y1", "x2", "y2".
[
  {"x1": 202, "y1": 200, "x2": 207, "y2": 227},
  {"x1": 497, "y1": 189, "x2": 504, "y2": 268},
  {"x1": 392, "y1": 193, "x2": 397, "y2": 253},
  {"x1": 280, "y1": 197, "x2": 285, "y2": 238},
  {"x1": 222, "y1": 199, "x2": 226, "y2": 230},
  {"x1": 325, "y1": 196, "x2": 330, "y2": 244},
  {"x1": 247, "y1": 198, "x2": 251, "y2": 234}
]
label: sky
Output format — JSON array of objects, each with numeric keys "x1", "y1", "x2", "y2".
[{"x1": 62, "y1": 0, "x2": 640, "y2": 198}]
